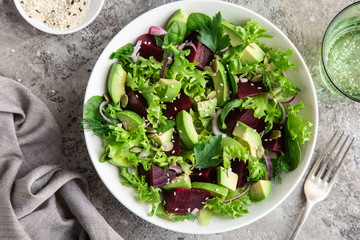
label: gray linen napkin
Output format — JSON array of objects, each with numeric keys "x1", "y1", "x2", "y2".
[{"x1": 0, "y1": 77, "x2": 123, "y2": 240}]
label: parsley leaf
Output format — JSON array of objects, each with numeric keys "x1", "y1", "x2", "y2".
[
  {"x1": 194, "y1": 135, "x2": 222, "y2": 168},
  {"x1": 197, "y1": 12, "x2": 231, "y2": 54}
]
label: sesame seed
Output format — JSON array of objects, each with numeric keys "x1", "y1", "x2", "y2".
[
  {"x1": 172, "y1": 150, "x2": 175, "y2": 154},
  {"x1": 174, "y1": 107, "x2": 177, "y2": 111},
  {"x1": 20, "y1": 0, "x2": 89, "y2": 30},
  {"x1": 250, "y1": 83, "x2": 254, "y2": 86},
  {"x1": 174, "y1": 192, "x2": 176, "y2": 196},
  {"x1": 174, "y1": 208, "x2": 178, "y2": 211},
  {"x1": 179, "y1": 130, "x2": 182, "y2": 133},
  {"x1": 187, "y1": 208, "x2": 191, "y2": 212},
  {"x1": 257, "y1": 87, "x2": 262, "y2": 90}
]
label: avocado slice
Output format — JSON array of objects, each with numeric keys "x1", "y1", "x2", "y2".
[
  {"x1": 107, "y1": 63, "x2": 126, "y2": 104},
  {"x1": 197, "y1": 208, "x2": 214, "y2": 226},
  {"x1": 148, "y1": 128, "x2": 173, "y2": 147},
  {"x1": 196, "y1": 98, "x2": 217, "y2": 118},
  {"x1": 162, "y1": 174, "x2": 191, "y2": 190},
  {"x1": 222, "y1": 21, "x2": 244, "y2": 47},
  {"x1": 156, "y1": 78, "x2": 182, "y2": 102},
  {"x1": 176, "y1": 110, "x2": 199, "y2": 149},
  {"x1": 240, "y1": 43, "x2": 265, "y2": 65},
  {"x1": 192, "y1": 182, "x2": 228, "y2": 198},
  {"x1": 211, "y1": 59, "x2": 230, "y2": 107},
  {"x1": 166, "y1": 9, "x2": 188, "y2": 29},
  {"x1": 232, "y1": 121, "x2": 264, "y2": 158},
  {"x1": 216, "y1": 166, "x2": 238, "y2": 191},
  {"x1": 249, "y1": 180, "x2": 272, "y2": 202},
  {"x1": 116, "y1": 110, "x2": 145, "y2": 132}
]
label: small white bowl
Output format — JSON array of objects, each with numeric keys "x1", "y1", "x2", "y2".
[{"x1": 13, "y1": 0, "x2": 104, "y2": 35}]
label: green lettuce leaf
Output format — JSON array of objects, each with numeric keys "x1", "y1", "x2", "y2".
[
  {"x1": 247, "y1": 157, "x2": 268, "y2": 182},
  {"x1": 286, "y1": 102, "x2": 312, "y2": 145},
  {"x1": 120, "y1": 168, "x2": 161, "y2": 216},
  {"x1": 205, "y1": 188, "x2": 251, "y2": 218},
  {"x1": 242, "y1": 94, "x2": 282, "y2": 132},
  {"x1": 164, "y1": 44, "x2": 208, "y2": 99}
]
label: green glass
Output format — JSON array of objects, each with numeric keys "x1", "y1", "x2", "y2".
[{"x1": 320, "y1": 2, "x2": 360, "y2": 102}]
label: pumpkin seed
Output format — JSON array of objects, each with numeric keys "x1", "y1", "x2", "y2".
[
  {"x1": 211, "y1": 59, "x2": 219, "y2": 73},
  {"x1": 207, "y1": 91, "x2": 217, "y2": 100},
  {"x1": 120, "y1": 94, "x2": 128, "y2": 108},
  {"x1": 263, "y1": 56, "x2": 269, "y2": 65},
  {"x1": 151, "y1": 146, "x2": 159, "y2": 151},
  {"x1": 145, "y1": 127, "x2": 157, "y2": 133},
  {"x1": 103, "y1": 93, "x2": 111, "y2": 102},
  {"x1": 251, "y1": 74, "x2": 263, "y2": 83},
  {"x1": 161, "y1": 142, "x2": 174, "y2": 152},
  {"x1": 204, "y1": 66, "x2": 216, "y2": 77},
  {"x1": 130, "y1": 146, "x2": 143, "y2": 153},
  {"x1": 270, "y1": 130, "x2": 281, "y2": 139}
]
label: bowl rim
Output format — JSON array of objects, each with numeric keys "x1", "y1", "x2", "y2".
[
  {"x1": 13, "y1": 0, "x2": 105, "y2": 35},
  {"x1": 320, "y1": 1, "x2": 360, "y2": 102},
  {"x1": 83, "y1": 0, "x2": 319, "y2": 234}
]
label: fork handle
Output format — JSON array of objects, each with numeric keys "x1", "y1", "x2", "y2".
[{"x1": 289, "y1": 201, "x2": 315, "y2": 240}]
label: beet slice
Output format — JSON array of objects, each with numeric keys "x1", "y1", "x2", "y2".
[
  {"x1": 262, "y1": 123, "x2": 285, "y2": 153},
  {"x1": 163, "y1": 187, "x2": 210, "y2": 214},
  {"x1": 236, "y1": 81, "x2": 269, "y2": 99},
  {"x1": 138, "y1": 164, "x2": 177, "y2": 188},
  {"x1": 225, "y1": 108, "x2": 265, "y2": 133},
  {"x1": 165, "y1": 130, "x2": 180, "y2": 156},
  {"x1": 137, "y1": 33, "x2": 157, "y2": 46},
  {"x1": 136, "y1": 33, "x2": 164, "y2": 62},
  {"x1": 190, "y1": 167, "x2": 217, "y2": 183},
  {"x1": 164, "y1": 91, "x2": 192, "y2": 119},
  {"x1": 231, "y1": 159, "x2": 249, "y2": 188},
  {"x1": 124, "y1": 87, "x2": 148, "y2": 118},
  {"x1": 184, "y1": 32, "x2": 213, "y2": 70}
]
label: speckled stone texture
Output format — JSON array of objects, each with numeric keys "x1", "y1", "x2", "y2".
[{"x1": 0, "y1": 0, "x2": 359, "y2": 239}]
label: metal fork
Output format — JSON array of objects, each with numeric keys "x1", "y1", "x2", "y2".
[{"x1": 289, "y1": 131, "x2": 355, "y2": 240}]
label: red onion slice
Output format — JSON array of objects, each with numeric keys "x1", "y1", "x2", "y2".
[
  {"x1": 279, "y1": 102, "x2": 286, "y2": 124},
  {"x1": 169, "y1": 164, "x2": 182, "y2": 174},
  {"x1": 279, "y1": 95, "x2": 296, "y2": 105},
  {"x1": 99, "y1": 101, "x2": 112, "y2": 123},
  {"x1": 178, "y1": 42, "x2": 197, "y2": 52},
  {"x1": 264, "y1": 152, "x2": 273, "y2": 181},
  {"x1": 160, "y1": 52, "x2": 172, "y2": 78},
  {"x1": 223, "y1": 184, "x2": 251, "y2": 203},
  {"x1": 220, "y1": 46, "x2": 229, "y2": 52},
  {"x1": 212, "y1": 110, "x2": 227, "y2": 138},
  {"x1": 131, "y1": 40, "x2": 142, "y2": 62},
  {"x1": 149, "y1": 26, "x2": 167, "y2": 35}
]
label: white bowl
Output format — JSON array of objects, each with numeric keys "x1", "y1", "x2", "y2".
[
  {"x1": 13, "y1": 0, "x2": 104, "y2": 34},
  {"x1": 83, "y1": 0, "x2": 318, "y2": 234}
]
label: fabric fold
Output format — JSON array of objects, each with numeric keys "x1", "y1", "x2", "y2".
[{"x1": 0, "y1": 77, "x2": 122, "y2": 240}]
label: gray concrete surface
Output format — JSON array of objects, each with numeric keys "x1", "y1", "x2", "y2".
[{"x1": 1, "y1": 0, "x2": 359, "y2": 239}]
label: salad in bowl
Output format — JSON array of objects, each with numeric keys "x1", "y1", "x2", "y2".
[{"x1": 82, "y1": 7, "x2": 313, "y2": 228}]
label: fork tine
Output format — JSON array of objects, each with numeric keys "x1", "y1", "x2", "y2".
[
  {"x1": 308, "y1": 131, "x2": 338, "y2": 177},
  {"x1": 323, "y1": 135, "x2": 350, "y2": 181},
  {"x1": 328, "y1": 136, "x2": 354, "y2": 186},
  {"x1": 315, "y1": 132, "x2": 344, "y2": 179}
]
